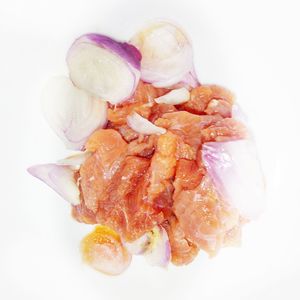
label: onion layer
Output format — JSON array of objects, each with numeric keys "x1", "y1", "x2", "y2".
[
  {"x1": 144, "y1": 226, "x2": 171, "y2": 268},
  {"x1": 27, "y1": 164, "x2": 80, "y2": 205},
  {"x1": 202, "y1": 140, "x2": 266, "y2": 219},
  {"x1": 67, "y1": 34, "x2": 141, "y2": 104},
  {"x1": 131, "y1": 21, "x2": 198, "y2": 88},
  {"x1": 41, "y1": 76, "x2": 107, "y2": 150}
]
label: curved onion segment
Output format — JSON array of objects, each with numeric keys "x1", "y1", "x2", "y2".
[
  {"x1": 41, "y1": 76, "x2": 107, "y2": 150},
  {"x1": 144, "y1": 226, "x2": 171, "y2": 268},
  {"x1": 131, "y1": 21, "x2": 198, "y2": 88},
  {"x1": 155, "y1": 87, "x2": 190, "y2": 105},
  {"x1": 81, "y1": 226, "x2": 132, "y2": 276},
  {"x1": 27, "y1": 164, "x2": 80, "y2": 205},
  {"x1": 202, "y1": 140, "x2": 266, "y2": 220},
  {"x1": 67, "y1": 34, "x2": 141, "y2": 104},
  {"x1": 127, "y1": 112, "x2": 166, "y2": 135}
]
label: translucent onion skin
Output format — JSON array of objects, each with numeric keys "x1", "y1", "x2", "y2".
[
  {"x1": 67, "y1": 34, "x2": 142, "y2": 104},
  {"x1": 130, "y1": 21, "x2": 199, "y2": 88},
  {"x1": 27, "y1": 164, "x2": 80, "y2": 205}
]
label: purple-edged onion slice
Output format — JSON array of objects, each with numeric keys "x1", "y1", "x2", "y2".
[
  {"x1": 131, "y1": 21, "x2": 198, "y2": 88},
  {"x1": 202, "y1": 140, "x2": 266, "y2": 220},
  {"x1": 41, "y1": 76, "x2": 107, "y2": 150},
  {"x1": 27, "y1": 164, "x2": 80, "y2": 205},
  {"x1": 127, "y1": 112, "x2": 166, "y2": 135},
  {"x1": 144, "y1": 226, "x2": 171, "y2": 268},
  {"x1": 154, "y1": 87, "x2": 190, "y2": 105},
  {"x1": 67, "y1": 34, "x2": 141, "y2": 104}
]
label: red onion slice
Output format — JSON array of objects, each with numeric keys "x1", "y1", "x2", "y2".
[
  {"x1": 127, "y1": 112, "x2": 166, "y2": 135},
  {"x1": 67, "y1": 34, "x2": 141, "y2": 104},
  {"x1": 202, "y1": 140, "x2": 266, "y2": 220},
  {"x1": 41, "y1": 76, "x2": 107, "y2": 150},
  {"x1": 27, "y1": 164, "x2": 80, "y2": 205},
  {"x1": 144, "y1": 226, "x2": 171, "y2": 268},
  {"x1": 131, "y1": 21, "x2": 199, "y2": 88},
  {"x1": 155, "y1": 87, "x2": 190, "y2": 105}
]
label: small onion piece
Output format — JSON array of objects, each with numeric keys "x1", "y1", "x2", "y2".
[
  {"x1": 27, "y1": 164, "x2": 80, "y2": 205},
  {"x1": 131, "y1": 21, "x2": 199, "y2": 88},
  {"x1": 144, "y1": 226, "x2": 171, "y2": 268},
  {"x1": 57, "y1": 151, "x2": 91, "y2": 169},
  {"x1": 127, "y1": 112, "x2": 166, "y2": 135},
  {"x1": 154, "y1": 87, "x2": 190, "y2": 105},
  {"x1": 41, "y1": 76, "x2": 107, "y2": 150},
  {"x1": 67, "y1": 34, "x2": 141, "y2": 104},
  {"x1": 81, "y1": 226, "x2": 132, "y2": 276},
  {"x1": 202, "y1": 140, "x2": 266, "y2": 220}
]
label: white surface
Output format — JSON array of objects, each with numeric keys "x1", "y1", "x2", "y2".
[{"x1": 0, "y1": 0, "x2": 300, "y2": 299}]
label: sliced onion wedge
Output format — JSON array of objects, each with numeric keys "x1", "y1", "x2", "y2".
[
  {"x1": 57, "y1": 151, "x2": 91, "y2": 169},
  {"x1": 144, "y1": 226, "x2": 171, "y2": 268},
  {"x1": 67, "y1": 34, "x2": 141, "y2": 104},
  {"x1": 202, "y1": 140, "x2": 266, "y2": 220},
  {"x1": 27, "y1": 164, "x2": 80, "y2": 205},
  {"x1": 131, "y1": 21, "x2": 198, "y2": 88},
  {"x1": 81, "y1": 226, "x2": 132, "y2": 276},
  {"x1": 155, "y1": 87, "x2": 190, "y2": 105},
  {"x1": 127, "y1": 112, "x2": 166, "y2": 135},
  {"x1": 41, "y1": 76, "x2": 107, "y2": 150}
]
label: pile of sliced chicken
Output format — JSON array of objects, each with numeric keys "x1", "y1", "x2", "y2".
[{"x1": 28, "y1": 21, "x2": 265, "y2": 275}]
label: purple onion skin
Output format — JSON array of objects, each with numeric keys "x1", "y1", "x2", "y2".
[{"x1": 71, "y1": 33, "x2": 142, "y2": 70}]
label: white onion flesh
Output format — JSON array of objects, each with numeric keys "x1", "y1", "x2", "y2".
[
  {"x1": 127, "y1": 112, "x2": 166, "y2": 135},
  {"x1": 41, "y1": 76, "x2": 107, "y2": 150},
  {"x1": 131, "y1": 21, "x2": 197, "y2": 88},
  {"x1": 144, "y1": 226, "x2": 171, "y2": 268},
  {"x1": 155, "y1": 87, "x2": 190, "y2": 105},
  {"x1": 67, "y1": 34, "x2": 141, "y2": 104},
  {"x1": 27, "y1": 164, "x2": 80, "y2": 205},
  {"x1": 202, "y1": 140, "x2": 266, "y2": 220},
  {"x1": 57, "y1": 151, "x2": 91, "y2": 169}
]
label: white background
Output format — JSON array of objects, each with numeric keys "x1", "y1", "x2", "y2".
[{"x1": 1, "y1": 0, "x2": 300, "y2": 299}]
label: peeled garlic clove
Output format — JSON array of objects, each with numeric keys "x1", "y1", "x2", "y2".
[
  {"x1": 127, "y1": 112, "x2": 166, "y2": 135},
  {"x1": 131, "y1": 21, "x2": 198, "y2": 88},
  {"x1": 27, "y1": 164, "x2": 80, "y2": 205},
  {"x1": 155, "y1": 87, "x2": 190, "y2": 105}
]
